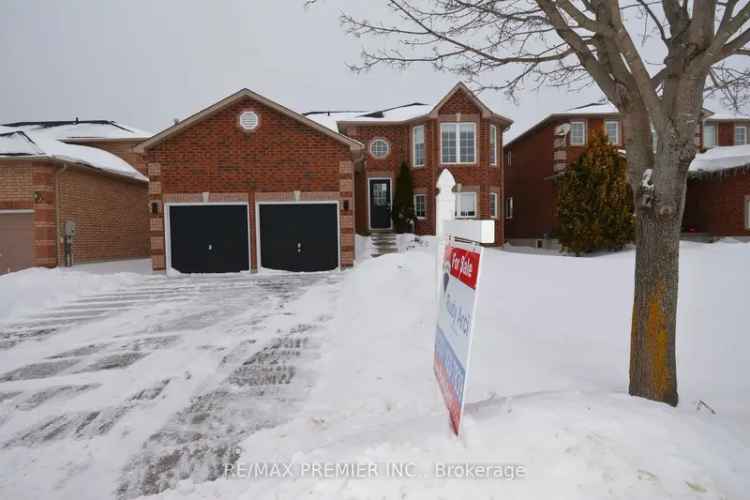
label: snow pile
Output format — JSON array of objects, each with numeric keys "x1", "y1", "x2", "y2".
[
  {"x1": 150, "y1": 240, "x2": 750, "y2": 499},
  {"x1": 0, "y1": 267, "x2": 144, "y2": 323},
  {"x1": 689, "y1": 144, "x2": 750, "y2": 173}
]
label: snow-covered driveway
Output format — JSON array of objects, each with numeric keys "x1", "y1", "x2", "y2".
[{"x1": 0, "y1": 271, "x2": 342, "y2": 499}]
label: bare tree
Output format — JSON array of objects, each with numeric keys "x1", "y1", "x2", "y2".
[{"x1": 330, "y1": 0, "x2": 750, "y2": 406}]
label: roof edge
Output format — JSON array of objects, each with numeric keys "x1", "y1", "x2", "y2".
[{"x1": 134, "y1": 89, "x2": 364, "y2": 153}]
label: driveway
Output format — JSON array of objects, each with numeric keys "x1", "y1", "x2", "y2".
[{"x1": 0, "y1": 271, "x2": 342, "y2": 499}]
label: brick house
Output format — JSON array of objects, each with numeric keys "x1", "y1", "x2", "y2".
[
  {"x1": 137, "y1": 84, "x2": 512, "y2": 274},
  {"x1": 504, "y1": 104, "x2": 750, "y2": 247},
  {"x1": 0, "y1": 121, "x2": 151, "y2": 274},
  {"x1": 135, "y1": 89, "x2": 364, "y2": 274},
  {"x1": 308, "y1": 82, "x2": 513, "y2": 246}
]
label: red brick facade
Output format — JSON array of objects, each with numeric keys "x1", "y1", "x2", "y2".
[
  {"x1": 505, "y1": 110, "x2": 750, "y2": 241},
  {"x1": 684, "y1": 169, "x2": 750, "y2": 237},
  {"x1": 140, "y1": 91, "x2": 359, "y2": 271},
  {"x1": 342, "y1": 87, "x2": 507, "y2": 246},
  {"x1": 0, "y1": 159, "x2": 149, "y2": 271}
]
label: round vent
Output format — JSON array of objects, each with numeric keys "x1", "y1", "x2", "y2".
[{"x1": 239, "y1": 111, "x2": 259, "y2": 131}]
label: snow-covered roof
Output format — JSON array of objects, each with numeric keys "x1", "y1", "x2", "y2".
[
  {"x1": 2, "y1": 120, "x2": 152, "y2": 141},
  {"x1": 689, "y1": 144, "x2": 750, "y2": 174},
  {"x1": 0, "y1": 124, "x2": 147, "y2": 181},
  {"x1": 304, "y1": 111, "x2": 366, "y2": 132},
  {"x1": 561, "y1": 102, "x2": 620, "y2": 115},
  {"x1": 305, "y1": 104, "x2": 434, "y2": 131},
  {"x1": 704, "y1": 112, "x2": 750, "y2": 122}
]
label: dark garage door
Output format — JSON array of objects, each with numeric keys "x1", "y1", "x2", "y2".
[
  {"x1": 168, "y1": 205, "x2": 249, "y2": 274},
  {"x1": 258, "y1": 203, "x2": 339, "y2": 272},
  {"x1": 0, "y1": 212, "x2": 33, "y2": 275}
]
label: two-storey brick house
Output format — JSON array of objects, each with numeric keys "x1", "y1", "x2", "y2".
[
  {"x1": 309, "y1": 83, "x2": 513, "y2": 246},
  {"x1": 504, "y1": 104, "x2": 750, "y2": 247}
]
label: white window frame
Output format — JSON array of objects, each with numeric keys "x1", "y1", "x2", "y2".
[
  {"x1": 570, "y1": 121, "x2": 586, "y2": 146},
  {"x1": 455, "y1": 192, "x2": 477, "y2": 218},
  {"x1": 605, "y1": 120, "x2": 621, "y2": 145},
  {"x1": 440, "y1": 122, "x2": 477, "y2": 165},
  {"x1": 490, "y1": 124, "x2": 498, "y2": 166},
  {"x1": 413, "y1": 193, "x2": 426, "y2": 219},
  {"x1": 703, "y1": 123, "x2": 717, "y2": 148},
  {"x1": 412, "y1": 125, "x2": 425, "y2": 167},
  {"x1": 369, "y1": 138, "x2": 390, "y2": 159},
  {"x1": 746, "y1": 196, "x2": 750, "y2": 230},
  {"x1": 651, "y1": 128, "x2": 658, "y2": 153},
  {"x1": 506, "y1": 150, "x2": 512, "y2": 167},
  {"x1": 735, "y1": 125, "x2": 747, "y2": 145},
  {"x1": 489, "y1": 192, "x2": 498, "y2": 218},
  {"x1": 505, "y1": 196, "x2": 514, "y2": 220}
]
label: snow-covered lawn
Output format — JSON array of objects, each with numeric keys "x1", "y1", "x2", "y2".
[{"x1": 0, "y1": 240, "x2": 748, "y2": 499}]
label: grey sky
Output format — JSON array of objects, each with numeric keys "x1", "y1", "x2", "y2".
[{"x1": 0, "y1": 1, "x2": 729, "y2": 141}]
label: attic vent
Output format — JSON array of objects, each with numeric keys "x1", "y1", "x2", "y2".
[{"x1": 239, "y1": 111, "x2": 259, "y2": 131}]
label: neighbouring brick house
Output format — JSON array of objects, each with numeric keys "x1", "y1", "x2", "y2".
[
  {"x1": 684, "y1": 147, "x2": 750, "y2": 240},
  {"x1": 135, "y1": 89, "x2": 363, "y2": 274},
  {"x1": 504, "y1": 104, "x2": 750, "y2": 247},
  {"x1": 308, "y1": 82, "x2": 512, "y2": 246},
  {"x1": 0, "y1": 121, "x2": 151, "y2": 274}
]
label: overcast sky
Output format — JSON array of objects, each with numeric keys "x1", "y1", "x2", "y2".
[{"x1": 0, "y1": 1, "x2": 730, "y2": 141}]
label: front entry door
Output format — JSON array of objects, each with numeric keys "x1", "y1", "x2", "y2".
[{"x1": 369, "y1": 179, "x2": 391, "y2": 229}]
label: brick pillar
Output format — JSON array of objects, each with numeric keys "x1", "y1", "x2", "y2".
[
  {"x1": 339, "y1": 160, "x2": 355, "y2": 267},
  {"x1": 148, "y1": 163, "x2": 166, "y2": 271},
  {"x1": 31, "y1": 164, "x2": 58, "y2": 268}
]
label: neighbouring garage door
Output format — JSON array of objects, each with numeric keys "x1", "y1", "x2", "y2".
[
  {"x1": 168, "y1": 205, "x2": 249, "y2": 274},
  {"x1": 258, "y1": 203, "x2": 339, "y2": 272},
  {"x1": 0, "y1": 211, "x2": 34, "y2": 275}
]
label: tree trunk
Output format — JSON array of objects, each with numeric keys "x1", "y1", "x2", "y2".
[{"x1": 628, "y1": 164, "x2": 686, "y2": 407}]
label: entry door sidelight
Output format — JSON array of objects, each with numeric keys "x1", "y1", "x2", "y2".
[{"x1": 369, "y1": 179, "x2": 391, "y2": 229}]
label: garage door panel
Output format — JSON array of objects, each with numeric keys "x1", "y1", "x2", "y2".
[
  {"x1": 0, "y1": 213, "x2": 34, "y2": 275},
  {"x1": 259, "y1": 203, "x2": 338, "y2": 272},
  {"x1": 168, "y1": 205, "x2": 249, "y2": 274}
]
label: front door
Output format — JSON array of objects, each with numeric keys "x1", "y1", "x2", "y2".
[{"x1": 369, "y1": 179, "x2": 391, "y2": 229}]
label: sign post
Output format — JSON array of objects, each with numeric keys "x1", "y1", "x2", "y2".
[{"x1": 433, "y1": 169, "x2": 494, "y2": 436}]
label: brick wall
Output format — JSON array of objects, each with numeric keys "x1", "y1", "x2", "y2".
[
  {"x1": 144, "y1": 94, "x2": 356, "y2": 271},
  {"x1": 0, "y1": 163, "x2": 33, "y2": 210},
  {"x1": 57, "y1": 167, "x2": 149, "y2": 263},
  {"x1": 683, "y1": 170, "x2": 750, "y2": 237}
]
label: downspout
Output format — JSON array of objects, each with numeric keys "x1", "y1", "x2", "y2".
[{"x1": 55, "y1": 163, "x2": 70, "y2": 266}]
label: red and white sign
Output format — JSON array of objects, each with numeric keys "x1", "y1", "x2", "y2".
[{"x1": 434, "y1": 241, "x2": 483, "y2": 435}]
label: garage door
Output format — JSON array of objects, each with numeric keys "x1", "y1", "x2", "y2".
[
  {"x1": 258, "y1": 203, "x2": 339, "y2": 272},
  {"x1": 168, "y1": 205, "x2": 249, "y2": 274},
  {"x1": 0, "y1": 211, "x2": 34, "y2": 275}
]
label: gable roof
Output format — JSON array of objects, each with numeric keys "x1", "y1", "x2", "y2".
[
  {"x1": 134, "y1": 89, "x2": 364, "y2": 153},
  {"x1": 324, "y1": 83, "x2": 513, "y2": 130}
]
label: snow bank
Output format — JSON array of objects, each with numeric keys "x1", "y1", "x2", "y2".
[
  {"x1": 0, "y1": 267, "x2": 143, "y2": 322},
  {"x1": 151, "y1": 240, "x2": 750, "y2": 499},
  {"x1": 690, "y1": 144, "x2": 750, "y2": 173}
]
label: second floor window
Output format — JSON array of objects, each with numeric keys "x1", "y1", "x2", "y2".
[
  {"x1": 704, "y1": 124, "x2": 717, "y2": 148},
  {"x1": 413, "y1": 125, "x2": 425, "y2": 167},
  {"x1": 605, "y1": 120, "x2": 620, "y2": 145},
  {"x1": 490, "y1": 125, "x2": 498, "y2": 165},
  {"x1": 570, "y1": 121, "x2": 586, "y2": 146},
  {"x1": 441, "y1": 122, "x2": 476, "y2": 164},
  {"x1": 370, "y1": 138, "x2": 390, "y2": 159},
  {"x1": 735, "y1": 125, "x2": 747, "y2": 145}
]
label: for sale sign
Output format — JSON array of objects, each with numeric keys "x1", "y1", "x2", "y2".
[{"x1": 434, "y1": 242, "x2": 483, "y2": 435}]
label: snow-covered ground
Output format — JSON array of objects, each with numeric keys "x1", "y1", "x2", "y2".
[{"x1": 0, "y1": 240, "x2": 748, "y2": 499}]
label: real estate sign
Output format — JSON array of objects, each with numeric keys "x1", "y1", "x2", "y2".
[{"x1": 434, "y1": 241, "x2": 483, "y2": 435}]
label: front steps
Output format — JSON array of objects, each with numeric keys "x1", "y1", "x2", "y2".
[{"x1": 370, "y1": 231, "x2": 398, "y2": 257}]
